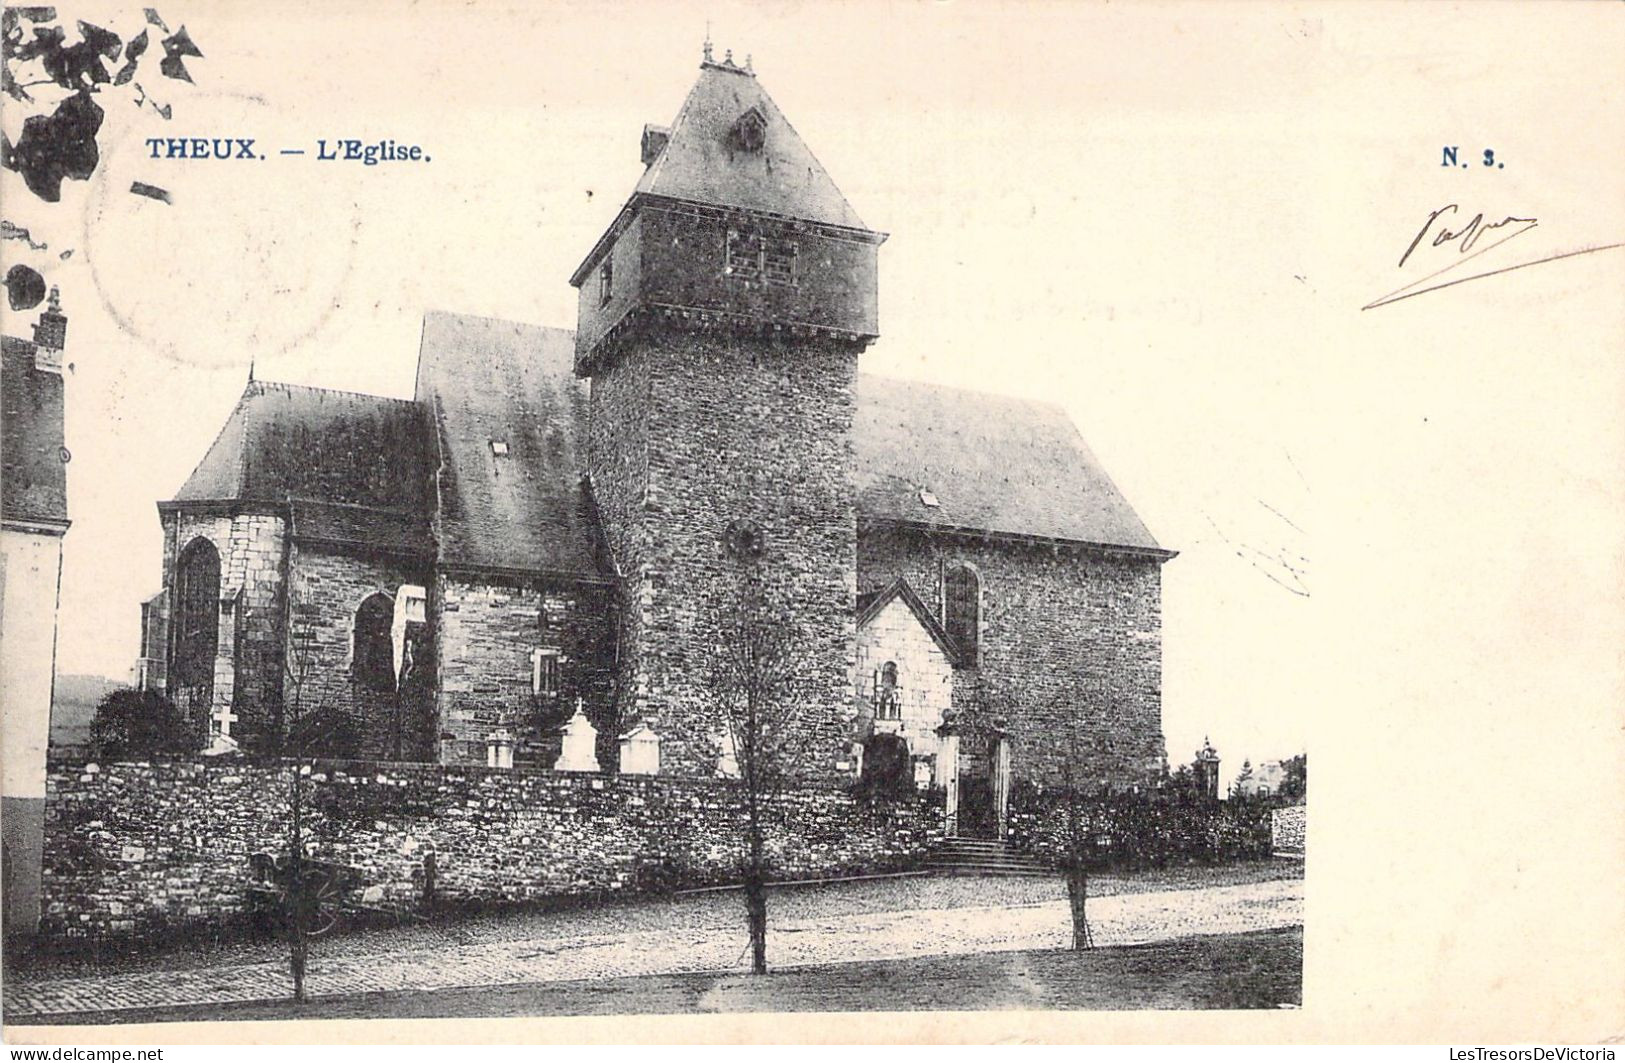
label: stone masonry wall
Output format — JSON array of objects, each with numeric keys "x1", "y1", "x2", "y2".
[
  {"x1": 1271, "y1": 804, "x2": 1306, "y2": 855},
  {"x1": 433, "y1": 573, "x2": 617, "y2": 769},
  {"x1": 587, "y1": 330, "x2": 861, "y2": 780},
  {"x1": 160, "y1": 509, "x2": 286, "y2": 751},
  {"x1": 858, "y1": 523, "x2": 1166, "y2": 789},
  {"x1": 583, "y1": 348, "x2": 651, "y2": 766},
  {"x1": 284, "y1": 543, "x2": 435, "y2": 761},
  {"x1": 38, "y1": 756, "x2": 937, "y2": 941}
]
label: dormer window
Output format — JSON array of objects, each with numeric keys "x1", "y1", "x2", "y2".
[
  {"x1": 729, "y1": 107, "x2": 767, "y2": 153},
  {"x1": 599, "y1": 257, "x2": 613, "y2": 307}
]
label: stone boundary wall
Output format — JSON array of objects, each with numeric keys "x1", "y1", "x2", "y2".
[
  {"x1": 1271, "y1": 804, "x2": 1306, "y2": 855},
  {"x1": 39, "y1": 756, "x2": 939, "y2": 941}
]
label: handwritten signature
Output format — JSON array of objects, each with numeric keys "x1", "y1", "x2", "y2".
[
  {"x1": 1363, "y1": 203, "x2": 1624, "y2": 310},
  {"x1": 1397, "y1": 204, "x2": 1536, "y2": 269}
]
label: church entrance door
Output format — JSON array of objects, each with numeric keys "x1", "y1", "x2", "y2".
[{"x1": 956, "y1": 738, "x2": 997, "y2": 839}]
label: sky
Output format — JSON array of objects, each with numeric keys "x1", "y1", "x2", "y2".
[{"x1": 4, "y1": 1, "x2": 1622, "y2": 795}]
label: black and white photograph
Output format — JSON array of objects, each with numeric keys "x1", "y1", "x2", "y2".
[{"x1": 0, "y1": 0, "x2": 1620, "y2": 1046}]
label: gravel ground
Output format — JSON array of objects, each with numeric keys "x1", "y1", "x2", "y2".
[
  {"x1": 24, "y1": 928, "x2": 1304, "y2": 1023},
  {"x1": 4, "y1": 866, "x2": 1304, "y2": 1020},
  {"x1": 6, "y1": 859, "x2": 1302, "y2": 982}
]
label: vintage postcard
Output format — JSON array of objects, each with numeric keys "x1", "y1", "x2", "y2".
[{"x1": 1, "y1": 0, "x2": 1621, "y2": 1046}]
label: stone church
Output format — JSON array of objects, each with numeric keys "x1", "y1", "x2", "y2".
[{"x1": 148, "y1": 52, "x2": 1175, "y2": 838}]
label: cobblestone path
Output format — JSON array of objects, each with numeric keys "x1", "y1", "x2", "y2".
[{"x1": 3, "y1": 877, "x2": 1302, "y2": 1020}]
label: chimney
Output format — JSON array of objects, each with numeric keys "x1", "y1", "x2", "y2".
[
  {"x1": 641, "y1": 124, "x2": 670, "y2": 167},
  {"x1": 32, "y1": 286, "x2": 66, "y2": 372}
]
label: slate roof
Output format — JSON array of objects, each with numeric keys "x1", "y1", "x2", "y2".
[
  {"x1": 2, "y1": 335, "x2": 69, "y2": 527},
  {"x1": 634, "y1": 62, "x2": 869, "y2": 231},
  {"x1": 412, "y1": 311, "x2": 606, "y2": 578},
  {"x1": 853, "y1": 374, "x2": 1169, "y2": 555},
  {"x1": 169, "y1": 379, "x2": 434, "y2": 555},
  {"x1": 168, "y1": 315, "x2": 1166, "y2": 575}
]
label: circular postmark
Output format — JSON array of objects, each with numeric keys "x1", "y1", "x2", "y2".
[{"x1": 79, "y1": 89, "x2": 361, "y2": 370}]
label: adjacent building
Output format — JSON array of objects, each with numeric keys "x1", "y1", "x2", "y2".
[{"x1": 2, "y1": 289, "x2": 71, "y2": 935}]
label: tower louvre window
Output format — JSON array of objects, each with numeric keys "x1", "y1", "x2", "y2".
[
  {"x1": 763, "y1": 238, "x2": 796, "y2": 286},
  {"x1": 725, "y1": 228, "x2": 796, "y2": 287},
  {"x1": 599, "y1": 257, "x2": 613, "y2": 307},
  {"x1": 725, "y1": 229, "x2": 761, "y2": 281}
]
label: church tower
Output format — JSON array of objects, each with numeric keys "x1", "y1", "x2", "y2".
[{"x1": 571, "y1": 49, "x2": 885, "y2": 778}]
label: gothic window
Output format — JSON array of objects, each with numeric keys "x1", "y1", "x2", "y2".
[
  {"x1": 599, "y1": 257, "x2": 613, "y2": 307},
  {"x1": 353, "y1": 593, "x2": 396, "y2": 692},
  {"x1": 173, "y1": 537, "x2": 220, "y2": 691},
  {"x1": 944, "y1": 563, "x2": 980, "y2": 663},
  {"x1": 874, "y1": 661, "x2": 901, "y2": 720}
]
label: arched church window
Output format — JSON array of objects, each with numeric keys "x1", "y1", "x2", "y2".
[
  {"x1": 353, "y1": 593, "x2": 396, "y2": 692},
  {"x1": 944, "y1": 563, "x2": 980, "y2": 663},
  {"x1": 875, "y1": 661, "x2": 901, "y2": 720},
  {"x1": 173, "y1": 537, "x2": 220, "y2": 691}
]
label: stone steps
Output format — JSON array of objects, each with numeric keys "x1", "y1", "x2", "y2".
[{"x1": 925, "y1": 838, "x2": 1053, "y2": 878}]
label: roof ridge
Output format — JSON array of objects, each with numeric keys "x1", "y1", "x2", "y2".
[
  {"x1": 419, "y1": 308, "x2": 572, "y2": 333},
  {"x1": 245, "y1": 378, "x2": 419, "y2": 406},
  {"x1": 857, "y1": 370, "x2": 1069, "y2": 416}
]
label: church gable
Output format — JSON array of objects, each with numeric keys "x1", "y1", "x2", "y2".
[
  {"x1": 854, "y1": 578, "x2": 957, "y2": 768},
  {"x1": 857, "y1": 577, "x2": 962, "y2": 668}
]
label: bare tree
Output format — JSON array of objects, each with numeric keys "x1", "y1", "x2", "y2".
[
  {"x1": 1055, "y1": 727, "x2": 1099, "y2": 950},
  {"x1": 267, "y1": 597, "x2": 358, "y2": 1002},
  {"x1": 978, "y1": 677, "x2": 1100, "y2": 951},
  {"x1": 708, "y1": 572, "x2": 806, "y2": 975}
]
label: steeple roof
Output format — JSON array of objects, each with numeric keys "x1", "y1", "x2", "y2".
[{"x1": 634, "y1": 57, "x2": 870, "y2": 232}]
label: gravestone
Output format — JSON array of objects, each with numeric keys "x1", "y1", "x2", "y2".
[
  {"x1": 619, "y1": 723, "x2": 660, "y2": 776},
  {"x1": 554, "y1": 703, "x2": 601, "y2": 772}
]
